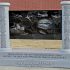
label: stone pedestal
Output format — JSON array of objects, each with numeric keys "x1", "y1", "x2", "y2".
[{"x1": 0, "y1": 3, "x2": 11, "y2": 51}]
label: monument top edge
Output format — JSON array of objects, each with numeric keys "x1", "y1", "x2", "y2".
[
  {"x1": 0, "y1": 2, "x2": 10, "y2": 6},
  {"x1": 61, "y1": 1, "x2": 70, "y2": 5}
]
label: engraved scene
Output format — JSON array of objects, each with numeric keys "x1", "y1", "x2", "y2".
[{"x1": 9, "y1": 10, "x2": 62, "y2": 40}]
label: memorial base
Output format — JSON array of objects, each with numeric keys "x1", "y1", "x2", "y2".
[{"x1": 0, "y1": 48, "x2": 70, "y2": 68}]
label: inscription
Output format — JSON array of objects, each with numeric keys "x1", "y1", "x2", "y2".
[{"x1": 2, "y1": 53, "x2": 65, "y2": 59}]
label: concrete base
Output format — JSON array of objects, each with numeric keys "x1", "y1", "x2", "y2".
[
  {"x1": 0, "y1": 66, "x2": 69, "y2": 70},
  {"x1": 0, "y1": 48, "x2": 70, "y2": 68}
]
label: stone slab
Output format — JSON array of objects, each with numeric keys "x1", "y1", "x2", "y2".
[{"x1": 0, "y1": 49, "x2": 70, "y2": 68}]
